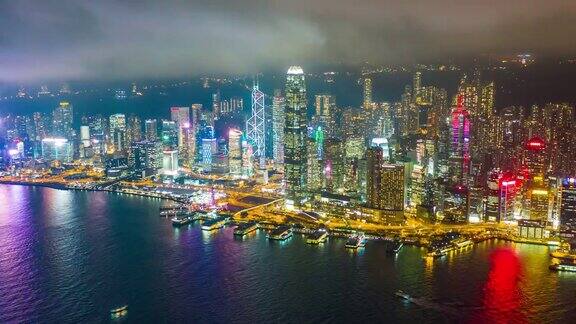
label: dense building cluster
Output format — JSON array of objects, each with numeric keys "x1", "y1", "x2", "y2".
[{"x1": 1, "y1": 66, "x2": 576, "y2": 232}]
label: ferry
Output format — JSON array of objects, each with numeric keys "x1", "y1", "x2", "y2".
[
  {"x1": 234, "y1": 221, "x2": 259, "y2": 236},
  {"x1": 386, "y1": 240, "x2": 404, "y2": 254},
  {"x1": 201, "y1": 216, "x2": 227, "y2": 231},
  {"x1": 345, "y1": 234, "x2": 367, "y2": 249},
  {"x1": 306, "y1": 230, "x2": 328, "y2": 244},
  {"x1": 267, "y1": 225, "x2": 292, "y2": 241},
  {"x1": 395, "y1": 290, "x2": 412, "y2": 301},
  {"x1": 452, "y1": 237, "x2": 474, "y2": 249},
  {"x1": 171, "y1": 214, "x2": 194, "y2": 226},
  {"x1": 549, "y1": 262, "x2": 576, "y2": 273},
  {"x1": 110, "y1": 305, "x2": 128, "y2": 319},
  {"x1": 427, "y1": 249, "x2": 448, "y2": 258},
  {"x1": 160, "y1": 209, "x2": 188, "y2": 217},
  {"x1": 550, "y1": 250, "x2": 576, "y2": 261}
]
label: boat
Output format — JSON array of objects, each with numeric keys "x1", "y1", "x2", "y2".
[
  {"x1": 427, "y1": 249, "x2": 448, "y2": 258},
  {"x1": 550, "y1": 250, "x2": 576, "y2": 261},
  {"x1": 267, "y1": 225, "x2": 292, "y2": 240},
  {"x1": 386, "y1": 240, "x2": 404, "y2": 254},
  {"x1": 160, "y1": 209, "x2": 188, "y2": 217},
  {"x1": 549, "y1": 262, "x2": 576, "y2": 272},
  {"x1": 171, "y1": 214, "x2": 193, "y2": 226},
  {"x1": 345, "y1": 234, "x2": 366, "y2": 249},
  {"x1": 452, "y1": 238, "x2": 474, "y2": 249},
  {"x1": 201, "y1": 216, "x2": 227, "y2": 231},
  {"x1": 110, "y1": 305, "x2": 128, "y2": 318},
  {"x1": 234, "y1": 221, "x2": 258, "y2": 236},
  {"x1": 395, "y1": 290, "x2": 411, "y2": 301},
  {"x1": 307, "y1": 229, "x2": 328, "y2": 244}
]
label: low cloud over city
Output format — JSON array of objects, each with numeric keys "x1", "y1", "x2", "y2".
[{"x1": 2, "y1": 0, "x2": 576, "y2": 82}]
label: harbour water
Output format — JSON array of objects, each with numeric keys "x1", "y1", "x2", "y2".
[{"x1": 0, "y1": 184, "x2": 575, "y2": 322}]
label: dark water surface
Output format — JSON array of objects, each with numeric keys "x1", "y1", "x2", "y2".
[{"x1": 0, "y1": 185, "x2": 575, "y2": 323}]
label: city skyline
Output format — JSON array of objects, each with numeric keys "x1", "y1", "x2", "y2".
[{"x1": 2, "y1": 2, "x2": 576, "y2": 322}]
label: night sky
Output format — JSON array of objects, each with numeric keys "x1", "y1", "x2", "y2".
[{"x1": 2, "y1": 0, "x2": 576, "y2": 82}]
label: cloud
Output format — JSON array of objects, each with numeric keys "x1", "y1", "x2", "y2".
[{"x1": 1, "y1": 0, "x2": 575, "y2": 82}]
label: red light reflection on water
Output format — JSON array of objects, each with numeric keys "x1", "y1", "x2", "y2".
[{"x1": 471, "y1": 248, "x2": 526, "y2": 324}]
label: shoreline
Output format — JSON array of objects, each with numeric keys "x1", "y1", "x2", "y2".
[
  {"x1": 0, "y1": 181, "x2": 562, "y2": 248},
  {"x1": 0, "y1": 180, "x2": 180, "y2": 202}
]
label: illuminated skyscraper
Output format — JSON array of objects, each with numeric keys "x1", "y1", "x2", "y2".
[
  {"x1": 228, "y1": 129, "x2": 243, "y2": 177},
  {"x1": 380, "y1": 164, "x2": 405, "y2": 211},
  {"x1": 246, "y1": 83, "x2": 266, "y2": 168},
  {"x1": 284, "y1": 66, "x2": 308, "y2": 205},
  {"x1": 109, "y1": 114, "x2": 127, "y2": 153},
  {"x1": 162, "y1": 150, "x2": 179, "y2": 175},
  {"x1": 363, "y1": 77, "x2": 373, "y2": 109},
  {"x1": 306, "y1": 137, "x2": 322, "y2": 192},
  {"x1": 130, "y1": 140, "x2": 163, "y2": 177},
  {"x1": 366, "y1": 147, "x2": 384, "y2": 209},
  {"x1": 560, "y1": 178, "x2": 576, "y2": 230},
  {"x1": 524, "y1": 137, "x2": 547, "y2": 180},
  {"x1": 272, "y1": 90, "x2": 285, "y2": 168},
  {"x1": 449, "y1": 95, "x2": 471, "y2": 185},
  {"x1": 161, "y1": 120, "x2": 178, "y2": 149},
  {"x1": 52, "y1": 101, "x2": 74, "y2": 140},
  {"x1": 324, "y1": 139, "x2": 345, "y2": 193},
  {"x1": 144, "y1": 119, "x2": 158, "y2": 141},
  {"x1": 170, "y1": 107, "x2": 190, "y2": 150}
]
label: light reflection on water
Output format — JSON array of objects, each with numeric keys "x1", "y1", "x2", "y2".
[{"x1": 0, "y1": 185, "x2": 576, "y2": 322}]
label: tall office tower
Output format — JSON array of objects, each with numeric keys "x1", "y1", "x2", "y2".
[
  {"x1": 79, "y1": 125, "x2": 91, "y2": 158},
  {"x1": 241, "y1": 139, "x2": 253, "y2": 177},
  {"x1": 246, "y1": 83, "x2": 266, "y2": 168},
  {"x1": 171, "y1": 107, "x2": 190, "y2": 127},
  {"x1": 381, "y1": 164, "x2": 406, "y2": 211},
  {"x1": 324, "y1": 139, "x2": 345, "y2": 193},
  {"x1": 474, "y1": 81, "x2": 497, "y2": 155},
  {"x1": 32, "y1": 112, "x2": 47, "y2": 141},
  {"x1": 485, "y1": 170, "x2": 501, "y2": 222},
  {"x1": 363, "y1": 77, "x2": 373, "y2": 109},
  {"x1": 212, "y1": 90, "x2": 221, "y2": 120},
  {"x1": 545, "y1": 103, "x2": 574, "y2": 177},
  {"x1": 109, "y1": 114, "x2": 127, "y2": 153},
  {"x1": 52, "y1": 101, "x2": 74, "y2": 140},
  {"x1": 144, "y1": 119, "x2": 158, "y2": 141},
  {"x1": 497, "y1": 174, "x2": 518, "y2": 222},
  {"x1": 284, "y1": 66, "x2": 308, "y2": 206},
  {"x1": 313, "y1": 94, "x2": 335, "y2": 136},
  {"x1": 524, "y1": 137, "x2": 547, "y2": 180},
  {"x1": 188, "y1": 104, "x2": 202, "y2": 161},
  {"x1": 201, "y1": 138, "x2": 215, "y2": 172},
  {"x1": 127, "y1": 115, "x2": 142, "y2": 143},
  {"x1": 314, "y1": 94, "x2": 334, "y2": 117},
  {"x1": 306, "y1": 138, "x2": 323, "y2": 192},
  {"x1": 448, "y1": 95, "x2": 471, "y2": 185},
  {"x1": 456, "y1": 74, "x2": 480, "y2": 117},
  {"x1": 162, "y1": 150, "x2": 179, "y2": 175},
  {"x1": 130, "y1": 141, "x2": 163, "y2": 177},
  {"x1": 272, "y1": 90, "x2": 285, "y2": 168},
  {"x1": 228, "y1": 129, "x2": 243, "y2": 177},
  {"x1": 366, "y1": 147, "x2": 384, "y2": 209},
  {"x1": 528, "y1": 188, "x2": 549, "y2": 221},
  {"x1": 410, "y1": 165, "x2": 425, "y2": 207},
  {"x1": 413, "y1": 71, "x2": 422, "y2": 101},
  {"x1": 230, "y1": 96, "x2": 244, "y2": 114},
  {"x1": 560, "y1": 177, "x2": 576, "y2": 230},
  {"x1": 170, "y1": 107, "x2": 190, "y2": 151},
  {"x1": 161, "y1": 120, "x2": 178, "y2": 149}
]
